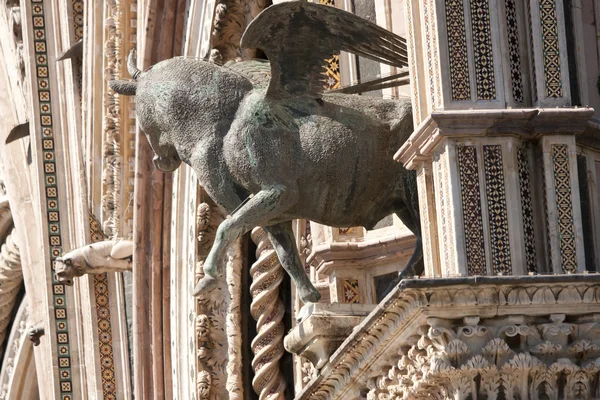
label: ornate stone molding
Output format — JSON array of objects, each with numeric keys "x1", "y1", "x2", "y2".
[
  {"x1": 195, "y1": 201, "x2": 244, "y2": 400},
  {"x1": 297, "y1": 274, "x2": 600, "y2": 400},
  {"x1": 0, "y1": 230, "x2": 22, "y2": 357},
  {"x1": 209, "y1": 0, "x2": 269, "y2": 64}
]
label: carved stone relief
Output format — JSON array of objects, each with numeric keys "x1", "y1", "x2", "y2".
[{"x1": 194, "y1": 200, "x2": 243, "y2": 400}]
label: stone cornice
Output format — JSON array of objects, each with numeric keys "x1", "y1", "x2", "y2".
[
  {"x1": 395, "y1": 108, "x2": 594, "y2": 169},
  {"x1": 307, "y1": 230, "x2": 416, "y2": 276},
  {"x1": 297, "y1": 274, "x2": 600, "y2": 399}
]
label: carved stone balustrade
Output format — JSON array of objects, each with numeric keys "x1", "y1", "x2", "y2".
[
  {"x1": 296, "y1": 274, "x2": 600, "y2": 400},
  {"x1": 396, "y1": 108, "x2": 593, "y2": 278},
  {"x1": 284, "y1": 303, "x2": 375, "y2": 369}
]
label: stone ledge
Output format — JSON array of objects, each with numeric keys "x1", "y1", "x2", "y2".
[
  {"x1": 297, "y1": 274, "x2": 600, "y2": 400},
  {"x1": 395, "y1": 107, "x2": 594, "y2": 169},
  {"x1": 285, "y1": 303, "x2": 375, "y2": 369}
]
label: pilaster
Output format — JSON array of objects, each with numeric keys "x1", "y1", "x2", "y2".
[{"x1": 396, "y1": 108, "x2": 593, "y2": 277}]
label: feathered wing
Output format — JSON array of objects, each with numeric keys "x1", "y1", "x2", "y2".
[
  {"x1": 223, "y1": 59, "x2": 272, "y2": 88},
  {"x1": 240, "y1": 0, "x2": 408, "y2": 99}
]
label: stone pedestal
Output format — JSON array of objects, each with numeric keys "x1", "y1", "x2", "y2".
[{"x1": 396, "y1": 108, "x2": 593, "y2": 277}]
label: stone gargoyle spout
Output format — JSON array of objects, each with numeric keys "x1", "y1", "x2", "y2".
[
  {"x1": 55, "y1": 240, "x2": 133, "y2": 285},
  {"x1": 109, "y1": 0, "x2": 423, "y2": 303}
]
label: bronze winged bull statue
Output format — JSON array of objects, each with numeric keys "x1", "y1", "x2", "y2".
[{"x1": 110, "y1": 0, "x2": 422, "y2": 303}]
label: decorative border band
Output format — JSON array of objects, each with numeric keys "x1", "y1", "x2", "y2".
[{"x1": 31, "y1": 0, "x2": 74, "y2": 396}]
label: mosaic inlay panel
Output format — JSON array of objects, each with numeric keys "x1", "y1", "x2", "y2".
[
  {"x1": 517, "y1": 146, "x2": 537, "y2": 272},
  {"x1": 89, "y1": 215, "x2": 117, "y2": 399},
  {"x1": 539, "y1": 0, "x2": 562, "y2": 98},
  {"x1": 505, "y1": 0, "x2": 524, "y2": 102},
  {"x1": 320, "y1": 0, "x2": 341, "y2": 90},
  {"x1": 552, "y1": 144, "x2": 576, "y2": 272},
  {"x1": 31, "y1": 0, "x2": 73, "y2": 396},
  {"x1": 470, "y1": 0, "x2": 496, "y2": 100},
  {"x1": 458, "y1": 146, "x2": 486, "y2": 275},
  {"x1": 483, "y1": 145, "x2": 511, "y2": 274},
  {"x1": 343, "y1": 279, "x2": 360, "y2": 303},
  {"x1": 445, "y1": 0, "x2": 471, "y2": 100}
]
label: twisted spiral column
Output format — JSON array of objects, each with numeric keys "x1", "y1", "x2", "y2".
[
  {"x1": 250, "y1": 227, "x2": 286, "y2": 400},
  {"x1": 0, "y1": 230, "x2": 23, "y2": 355}
]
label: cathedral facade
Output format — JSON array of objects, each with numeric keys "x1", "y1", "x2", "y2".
[{"x1": 1, "y1": 0, "x2": 600, "y2": 399}]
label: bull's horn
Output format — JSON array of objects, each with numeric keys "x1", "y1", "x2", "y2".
[
  {"x1": 109, "y1": 80, "x2": 137, "y2": 96},
  {"x1": 128, "y1": 49, "x2": 141, "y2": 80}
]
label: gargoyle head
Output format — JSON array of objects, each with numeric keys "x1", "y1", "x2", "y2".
[{"x1": 54, "y1": 257, "x2": 86, "y2": 286}]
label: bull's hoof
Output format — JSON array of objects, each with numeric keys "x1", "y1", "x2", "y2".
[
  {"x1": 193, "y1": 275, "x2": 218, "y2": 296},
  {"x1": 298, "y1": 284, "x2": 321, "y2": 304}
]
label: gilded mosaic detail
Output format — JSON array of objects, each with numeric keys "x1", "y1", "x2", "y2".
[
  {"x1": 552, "y1": 144, "x2": 576, "y2": 272},
  {"x1": 89, "y1": 214, "x2": 117, "y2": 399},
  {"x1": 445, "y1": 0, "x2": 471, "y2": 100},
  {"x1": 517, "y1": 146, "x2": 537, "y2": 272},
  {"x1": 505, "y1": 0, "x2": 524, "y2": 102},
  {"x1": 319, "y1": 0, "x2": 341, "y2": 90},
  {"x1": 31, "y1": 0, "x2": 73, "y2": 396},
  {"x1": 470, "y1": 0, "x2": 496, "y2": 100},
  {"x1": 343, "y1": 279, "x2": 360, "y2": 303},
  {"x1": 483, "y1": 145, "x2": 511, "y2": 274},
  {"x1": 539, "y1": 0, "x2": 562, "y2": 98},
  {"x1": 458, "y1": 146, "x2": 486, "y2": 275}
]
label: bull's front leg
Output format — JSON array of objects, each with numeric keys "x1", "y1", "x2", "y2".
[{"x1": 193, "y1": 184, "x2": 296, "y2": 295}]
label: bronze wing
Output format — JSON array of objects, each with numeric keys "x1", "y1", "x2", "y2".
[
  {"x1": 223, "y1": 59, "x2": 272, "y2": 88},
  {"x1": 240, "y1": 0, "x2": 407, "y2": 99}
]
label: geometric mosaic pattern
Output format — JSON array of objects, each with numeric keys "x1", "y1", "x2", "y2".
[
  {"x1": 517, "y1": 146, "x2": 537, "y2": 272},
  {"x1": 89, "y1": 214, "x2": 118, "y2": 399},
  {"x1": 319, "y1": 0, "x2": 341, "y2": 90},
  {"x1": 458, "y1": 146, "x2": 487, "y2": 275},
  {"x1": 71, "y1": 0, "x2": 84, "y2": 93},
  {"x1": 505, "y1": 0, "x2": 524, "y2": 102},
  {"x1": 445, "y1": 0, "x2": 471, "y2": 100},
  {"x1": 539, "y1": 0, "x2": 563, "y2": 98},
  {"x1": 470, "y1": 0, "x2": 496, "y2": 100},
  {"x1": 343, "y1": 279, "x2": 360, "y2": 304},
  {"x1": 483, "y1": 145, "x2": 511, "y2": 274},
  {"x1": 552, "y1": 144, "x2": 577, "y2": 272},
  {"x1": 31, "y1": 0, "x2": 73, "y2": 397}
]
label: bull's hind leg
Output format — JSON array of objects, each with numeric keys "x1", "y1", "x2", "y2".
[
  {"x1": 264, "y1": 222, "x2": 320, "y2": 303},
  {"x1": 194, "y1": 185, "x2": 297, "y2": 295}
]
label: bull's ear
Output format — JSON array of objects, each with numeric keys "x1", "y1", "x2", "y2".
[{"x1": 109, "y1": 80, "x2": 137, "y2": 96}]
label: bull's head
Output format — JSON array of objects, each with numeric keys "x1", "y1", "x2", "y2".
[
  {"x1": 108, "y1": 50, "x2": 182, "y2": 173},
  {"x1": 54, "y1": 257, "x2": 86, "y2": 286}
]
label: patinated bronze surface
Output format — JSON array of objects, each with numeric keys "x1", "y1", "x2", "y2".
[{"x1": 110, "y1": 0, "x2": 422, "y2": 303}]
